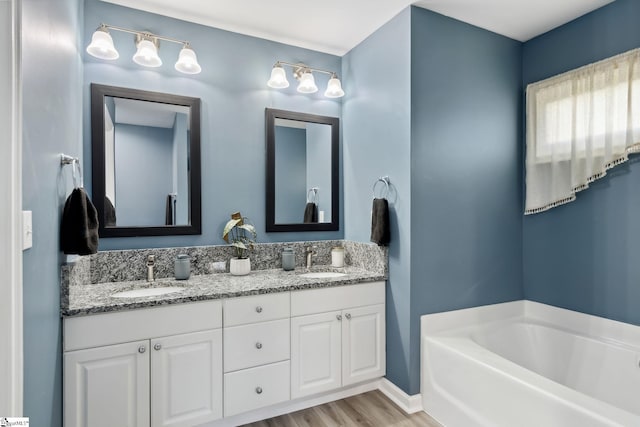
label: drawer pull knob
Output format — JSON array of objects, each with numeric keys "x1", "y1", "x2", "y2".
[
  {"x1": 154, "y1": 343, "x2": 162, "y2": 351},
  {"x1": 255, "y1": 342, "x2": 263, "y2": 349},
  {"x1": 138, "y1": 346, "x2": 146, "y2": 354},
  {"x1": 336, "y1": 314, "x2": 342, "y2": 321},
  {"x1": 345, "y1": 313, "x2": 351, "y2": 320},
  {"x1": 255, "y1": 386, "x2": 263, "y2": 394},
  {"x1": 256, "y1": 306, "x2": 263, "y2": 313}
]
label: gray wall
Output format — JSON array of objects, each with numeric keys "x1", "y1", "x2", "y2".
[
  {"x1": 114, "y1": 123, "x2": 173, "y2": 226},
  {"x1": 274, "y1": 126, "x2": 307, "y2": 223},
  {"x1": 522, "y1": 0, "x2": 640, "y2": 326},
  {"x1": 83, "y1": 0, "x2": 343, "y2": 249},
  {"x1": 22, "y1": 0, "x2": 83, "y2": 425},
  {"x1": 343, "y1": 8, "x2": 413, "y2": 393}
]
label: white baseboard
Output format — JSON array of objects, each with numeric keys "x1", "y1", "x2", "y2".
[
  {"x1": 205, "y1": 380, "x2": 380, "y2": 426},
  {"x1": 378, "y1": 378, "x2": 423, "y2": 414}
]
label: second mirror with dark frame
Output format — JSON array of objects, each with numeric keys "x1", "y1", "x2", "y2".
[
  {"x1": 91, "y1": 83, "x2": 201, "y2": 237},
  {"x1": 266, "y1": 108, "x2": 339, "y2": 232}
]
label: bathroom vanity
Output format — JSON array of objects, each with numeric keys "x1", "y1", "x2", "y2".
[{"x1": 61, "y1": 241, "x2": 387, "y2": 427}]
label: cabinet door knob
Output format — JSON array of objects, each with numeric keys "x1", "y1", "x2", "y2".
[
  {"x1": 345, "y1": 313, "x2": 351, "y2": 320},
  {"x1": 336, "y1": 314, "x2": 342, "y2": 321},
  {"x1": 138, "y1": 346, "x2": 146, "y2": 354},
  {"x1": 154, "y1": 343, "x2": 162, "y2": 351},
  {"x1": 255, "y1": 342, "x2": 262, "y2": 349},
  {"x1": 255, "y1": 386, "x2": 263, "y2": 394},
  {"x1": 256, "y1": 306, "x2": 263, "y2": 313}
]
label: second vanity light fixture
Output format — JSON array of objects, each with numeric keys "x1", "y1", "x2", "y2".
[
  {"x1": 267, "y1": 61, "x2": 345, "y2": 98},
  {"x1": 86, "y1": 23, "x2": 202, "y2": 75}
]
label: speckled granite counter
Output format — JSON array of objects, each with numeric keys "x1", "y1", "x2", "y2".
[
  {"x1": 62, "y1": 266, "x2": 385, "y2": 317},
  {"x1": 61, "y1": 240, "x2": 388, "y2": 317}
]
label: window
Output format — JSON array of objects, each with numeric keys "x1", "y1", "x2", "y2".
[{"x1": 525, "y1": 48, "x2": 640, "y2": 214}]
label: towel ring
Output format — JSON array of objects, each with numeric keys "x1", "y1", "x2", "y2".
[
  {"x1": 61, "y1": 154, "x2": 83, "y2": 188},
  {"x1": 307, "y1": 187, "x2": 318, "y2": 203},
  {"x1": 373, "y1": 176, "x2": 390, "y2": 199}
]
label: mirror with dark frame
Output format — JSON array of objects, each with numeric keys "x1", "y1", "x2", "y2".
[
  {"x1": 91, "y1": 83, "x2": 201, "y2": 237},
  {"x1": 266, "y1": 108, "x2": 339, "y2": 232}
]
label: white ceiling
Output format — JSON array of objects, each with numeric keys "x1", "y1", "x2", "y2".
[{"x1": 102, "y1": 0, "x2": 615, "y2": 56}]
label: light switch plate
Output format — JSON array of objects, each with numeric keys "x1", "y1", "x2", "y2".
[{"x1": 22, "y1": 210, "x2": 32, "y2": 250}]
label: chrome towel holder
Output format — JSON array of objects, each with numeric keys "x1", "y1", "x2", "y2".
[
  {"x1": 60, "y1": 153, "x2": 83, "y2": 188},
  {"x1": 373, "y1": 176, "x2": 390, "y2": 199}
]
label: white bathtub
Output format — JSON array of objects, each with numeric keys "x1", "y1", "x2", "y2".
[{"x1": 421, "y1": 301, "x2": 640, "y2": 427}]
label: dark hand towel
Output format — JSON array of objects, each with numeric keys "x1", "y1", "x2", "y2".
[
  {"x1": 61, "y1": 188, "x2": 99, "y2": 255},
  {"x1": 370, "y1": 198, "x2": 390, "y2": 246},
  {"x1": 165, "y1": 194, "x2": 173, "y2": 226},
  {"x1": 303, "y1": 202, "x2": 318, "y2": 223},
  {"x1": 104, "y1": 196, "x2": 116, "y2": 227}
]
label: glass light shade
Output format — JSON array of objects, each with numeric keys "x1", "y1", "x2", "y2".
[
  {"x1": 133, "y1": 39, "x2": 162, "y2": 67},
  {"x1": 86, "y1": 29, "x2": 119, "y2": 60},
  {"x1": 175, "y1": 46, "x2": 202, "y2": 74},
  {"x1": 297, "y1": 71, "x2": 318, "y2": 94},
  {"x1": 267, "y1": 65, "x2": 289, "y2": 89},
  {"x1": 324, "y1": 77, "x2": 345, "y2": 98}
]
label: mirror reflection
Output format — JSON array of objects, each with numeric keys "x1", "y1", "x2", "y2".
[
  {"x1": 103, "y1": 97, "x2": 190, "y2": 227},
  {"x1": 266, "y1": 108, "x2": 339, "y2": 232},
  {"x1": 91, "y1": 84, "x2": 201, "y2": 237},
  {"x1": 274, "y1": 119, "x2": 332, "y2": 224}
]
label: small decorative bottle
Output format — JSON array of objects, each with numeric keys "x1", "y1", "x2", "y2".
[
  {"x1": 282, "y1": 247, "x2": 295, "y2": 271},
  {"x1": 331, "y1": 246, "x2": 345, "y2": 268},
  {"x1": 175, "y1": 254, "x2": 191, "y2": 280}
]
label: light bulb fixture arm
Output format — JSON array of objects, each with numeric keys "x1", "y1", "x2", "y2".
[
  {"x1": 97, "y1": 23, "x2": 192, "y2": 47},
  {"x1": 274, "y1": 61, "x2": 338, "y2": 79}
]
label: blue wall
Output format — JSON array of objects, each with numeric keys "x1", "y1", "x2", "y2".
[
  {"x1": 343, "y1": 8, "x2": 413, "y2": 393},
  {"x1": 22, "y1": 0, "x2": 83, "y2": 425},
  {"x1": 343, "y1": 7, "x2": 523, "y2": 395},
  {"x1": 114, "y1": 124, "x2": 173, "y2": 226},
  {"x1": 83, "y1": 0, "x2": 343, "y2": 249},
  {"x1": 522, "y1": 0, "x2": 640, "y2": 326},
  {"x1": 306, "y1": 123, "x2": 332, "y2": 221},
  {"x1": 408, "y1": 8, "x2": 523, "y2": 395},
  {"x1": 274, "y1": 126, "x2": 307, "y2": 223}
]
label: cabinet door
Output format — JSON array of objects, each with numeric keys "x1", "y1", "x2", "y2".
[
  {"x1": 291, "y1": 311, "x2": 342, "y2": 399},
  {"x1": 151, "y1": 329, "x2": 223, "y2": 427},
  {"x1": 342, "y1": 304, "x2": 386, "y2": 386},
  {"x1": 64, "y1": 340, "x2": 150, "y2": 427}
]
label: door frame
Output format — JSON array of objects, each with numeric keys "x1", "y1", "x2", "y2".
[{"x1": 0, "y1": 0, "x2": 23, "y2": 415}]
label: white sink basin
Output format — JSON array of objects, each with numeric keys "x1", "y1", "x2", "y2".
[
  {"x1": 111, "y1": 286, "x2": 184, "y2": 298},
  {"x1": 299, "y1": 272, "x2": 347, "y2": 279}
]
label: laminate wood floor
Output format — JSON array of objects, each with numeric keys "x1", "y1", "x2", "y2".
[{"x1": 241, "y1": 390, "x2": 442, "y2": 427}]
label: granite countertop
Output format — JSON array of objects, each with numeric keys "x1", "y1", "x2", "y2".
[{"x1": 62, "y1": 266, "x2": 386, "y2": 317}]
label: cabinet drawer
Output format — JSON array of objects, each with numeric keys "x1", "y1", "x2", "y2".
[
  {"x1": 224, "y1": 361, "x2": 290, "y2": 417},
  {"x1": 291, "y1": 281, "x2": 385, "y2": 317},
  {"x1": 64, "y1": 300, "x2": 222, "y2": 351},
  {"x1": 224, "y1": 319, "x2": 290, "y2": 373},
  {"x1": 223, "y1": 292, "x2": 290, "y2": 327}
]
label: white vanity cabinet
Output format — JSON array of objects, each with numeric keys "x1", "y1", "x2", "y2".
[
  {"x1": 63, "y1": 300, "x2": 223, "y2": 427},
  {"x1": 290, "y1": 281, "x2": 385, "y2": 399}
]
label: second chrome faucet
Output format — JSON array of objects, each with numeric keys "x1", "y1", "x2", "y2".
[{"x1": 304, "y1": 246, "x2": 316, "y2": 269}]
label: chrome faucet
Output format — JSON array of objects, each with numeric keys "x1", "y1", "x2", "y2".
[
  {"x1": 147, "y1": 255, "x2": 155, "y2": 282},
  {"x1": 305, "y1": 246, "x2": 316, "y2": 269}
]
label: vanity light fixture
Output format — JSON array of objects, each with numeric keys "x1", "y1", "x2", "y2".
[
  {"x1": 267, "y1": 61, "x2": 345, "y2": 98},
  {"x1": 86, "y1": 23, "x2": 202, "y2": 75}
]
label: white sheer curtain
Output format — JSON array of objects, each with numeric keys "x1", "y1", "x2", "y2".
[{"x1": 525, "y1": 47, "x2": 640, "y2": 214}]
